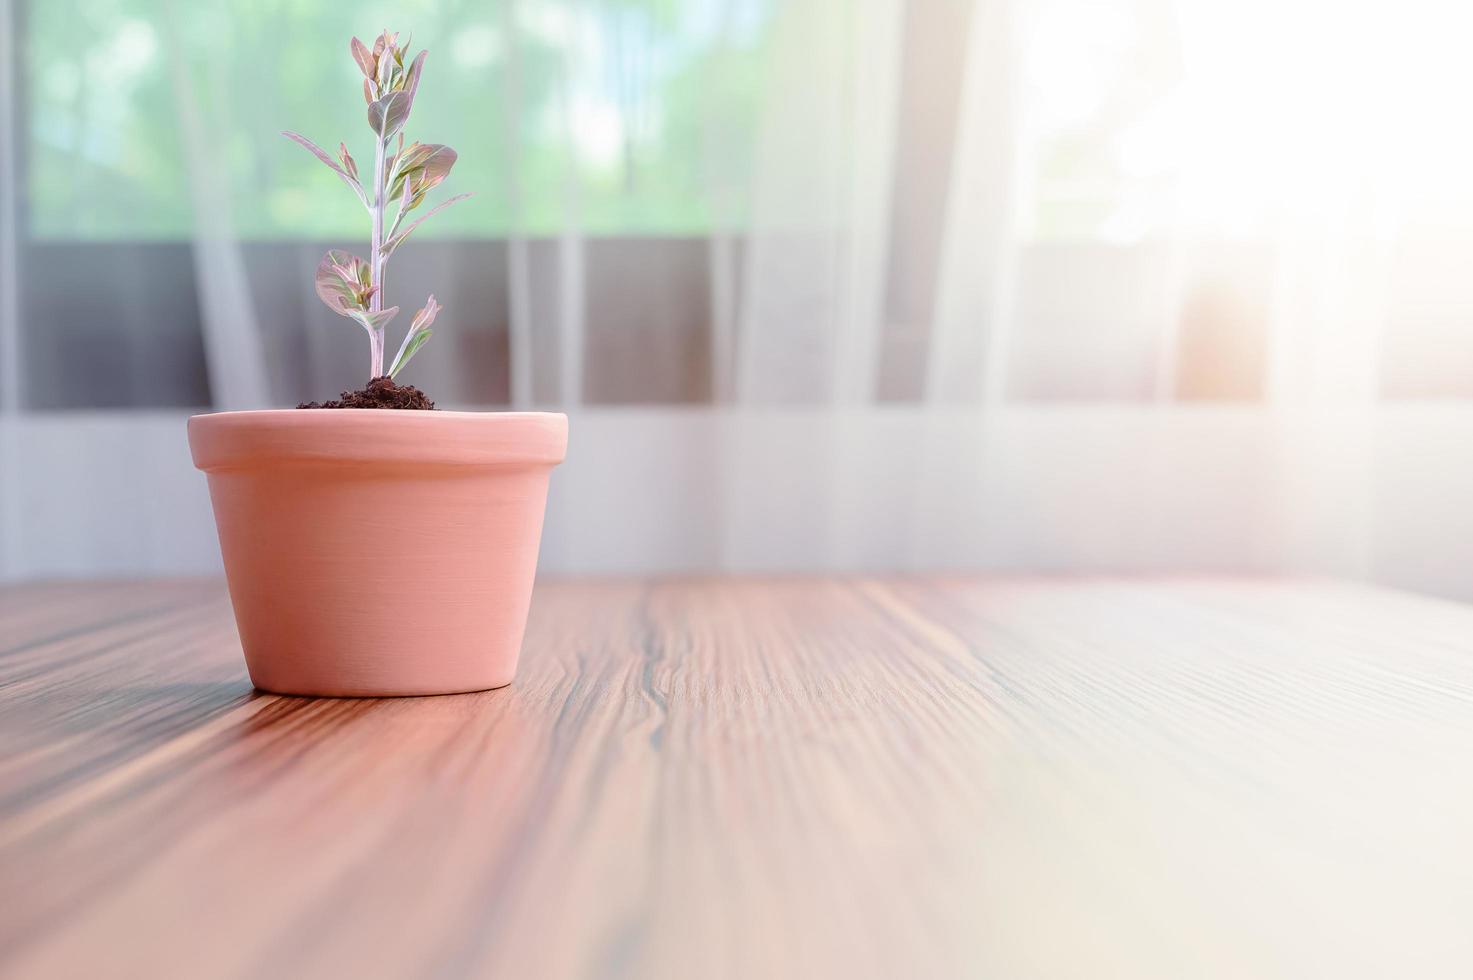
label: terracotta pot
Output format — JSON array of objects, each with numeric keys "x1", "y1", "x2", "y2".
[{"x1": 188, "y1": 410, "x2": 567, "y2": 697}]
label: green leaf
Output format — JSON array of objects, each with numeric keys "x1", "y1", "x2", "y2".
[
  {"x1": 388, "y1": 143, "x2": 457, "y2": 204},
  {"x1": 388, "y1": 295, "x2": 440, "y2": 377},
  {"x1": 388, "y1": 328, "x2": 432, "y2": 378}
]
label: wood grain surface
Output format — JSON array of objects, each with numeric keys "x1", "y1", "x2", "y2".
[{"x1": 3, "y1": 576, "x2": 1473, "y2": 979}]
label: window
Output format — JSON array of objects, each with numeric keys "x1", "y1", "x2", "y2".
[
  {"x1": 15, "y1": 0, "x2": 776, "y2": 409},
  {"x1": 27, "y1": 0, "x2": 775, "y2": 239}
]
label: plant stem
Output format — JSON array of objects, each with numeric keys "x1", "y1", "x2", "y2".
[
  {"x1": 369, "y1": 133, "x2": 388, "y2": 377},
  {"x1": 369, "y1": 326, "x2": 385, "y2": 379}
]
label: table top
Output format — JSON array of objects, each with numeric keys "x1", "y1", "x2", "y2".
[{"x1": 3, "y1": 576, "x2": 1473, "y2": 979}]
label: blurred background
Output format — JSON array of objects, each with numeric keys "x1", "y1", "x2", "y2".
[{"x1": 4, "y1": 0, "x2": 1473, "y2": 594}]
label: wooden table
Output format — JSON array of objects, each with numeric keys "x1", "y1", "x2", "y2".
[{"x1": 3, "y1": 577, "x2": 1473, "y2": 979}]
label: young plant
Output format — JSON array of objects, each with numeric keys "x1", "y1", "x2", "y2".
[{"x1": 284, "y1": 31, "x2": 470, "y2": 383}]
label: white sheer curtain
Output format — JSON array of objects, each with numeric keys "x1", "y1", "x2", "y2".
[
  {"x1": 160, "y1": 0, "x2": 269, "y2": 411},
  {"x1": 9, "y1": 0, "x2": 1473, "y2": 589},
  {"x1": 158, "y1": 0, "x2": 1467, "y2": 415}
]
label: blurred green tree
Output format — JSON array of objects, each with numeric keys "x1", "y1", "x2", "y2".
[{"x1": 26, "y1": 0, "x2": 774, "y2": 239}]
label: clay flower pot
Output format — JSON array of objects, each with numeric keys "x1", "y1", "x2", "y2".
[{"x1": 188, "y1": 410, "x2": 567, "y2": 697}]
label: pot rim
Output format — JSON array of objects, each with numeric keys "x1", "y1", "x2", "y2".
[{"x1": 189, "y1": 409, "x2": 568, "y2": 472}]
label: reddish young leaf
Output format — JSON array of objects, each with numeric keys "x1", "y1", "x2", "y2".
[
  {"x1": 383, "y1": 193, "x2": 472, "y2": 256},
  {"x1": 349, "y1": 306, "x2": 400, "y2": 335},
  {"x1": 366, "y1": 50, "x2": 426, "y2": 138},
  {"x1": 350, "y1": 36, "x2": 375, "y2": 79},
  {"x1": 282, "y1": 131, "x2": 366, "y2": 206},
  {"x1": 338, "y1": 143, "x2": 358, "y2": 181},
  {"x1": 314, "y1": 249, "x2": 373, "y2": 315}
]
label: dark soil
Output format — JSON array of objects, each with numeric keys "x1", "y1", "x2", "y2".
[{"x1": 297, "y1": 376, "x2": 435, "y2": 410}]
